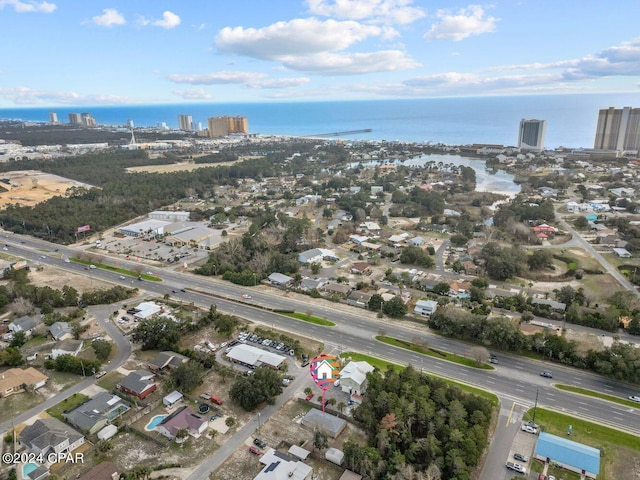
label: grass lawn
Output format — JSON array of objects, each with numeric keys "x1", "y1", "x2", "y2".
[
  {"x1": 341, "y1": 351, "x2": 498, "y2": 405},
  {"x1": 522, "y1": 407, "x2": 640, "y2": 480},
  {"x1": 580, "y1": 273, "x2": 626, "y2": 302},
  {"x1": 0, "y1": 391, "x2": 46, "y2": 423},
  {"x1": 282, "y1": 312, "x2": 335, "y2": 326},
  {"x1": 376, "y1": 335, "x2": 494, "y2": 370},
  {"x1": 96, "y1": 371, "x2": 125, "y2": 392},
  {"x1": 22, "y1": 335, "x2": 53, "y2": 349},
  {"x1": 46, "y1": 370, "x2": 86, "y2": 390},
  {"x1": 46, "y1": 393, "x2": 89, "y2": 420},
  {"x1": 556, "y1": 384, "x2": 640, "y2": 409}
]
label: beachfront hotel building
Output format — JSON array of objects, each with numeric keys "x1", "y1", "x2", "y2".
[
  {"x1": 594, "y1": 106, "x2": 640, "y2": 152},
  {"x1": 178, "y1": 114, "x2": 193, "y2": 131},
  {"x1": 207, "y1": 116, "x2": 248, "y2": 138},
  {"x1": 518, "y1": 118, "x2": 546, "y2": 152}
]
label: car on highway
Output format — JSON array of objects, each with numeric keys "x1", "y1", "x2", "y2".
[
  {"x1": 2, "y1": 247, "x2": 7, "y2": 251},
  {"x1": 119, "y1": 275, "x2": 125, "y2": 280},
  {"x1": 253, "y1": 438, "x2": 267, "y2": 449},
  {"x1": 40, "y1": 255, "x2": 46, "y2": 259},
  {"x1": 64, "y1": 258, "x2": 70, "y2": 263},
  {"x1": 629, "y1": 395, "x2": 640, "y2": 402},
  {"x1": 513, "y1": 453, "x2": 528, "y2": 462},
  {"x1": 540, "y1": 372, "x2": 553, "y2": 378},
  {"x1": 241, "y1": 294, "x2": 252, "y2": 299},
  {"x1": 180, "y1": 288, "x2": 186, "y2": 292},
  {"x1": 249, "y1": 446, "x2": 261, "y2": 455}
]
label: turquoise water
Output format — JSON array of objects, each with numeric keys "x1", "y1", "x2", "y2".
[
  {"x1": 22, "y1": 463, "x2": 38, "y2": 476},
  {"x1": 145, "y1": 414, "x2": 167, "y2": 431},
  {"x1": 3, "y1": 93, "x2": 640, "y2": 148}
]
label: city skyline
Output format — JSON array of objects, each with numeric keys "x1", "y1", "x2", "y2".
[{"x1": 1, "y1": 1, "x2": 640, "y2": 108}]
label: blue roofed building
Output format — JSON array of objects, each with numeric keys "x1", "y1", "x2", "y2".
[{"x1": 534, "y1": 432, "x2": 600, "y2": 478}]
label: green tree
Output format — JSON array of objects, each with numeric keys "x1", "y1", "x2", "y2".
[
  {"x1": 229, "y1": 367, "x2": 283, "y2": 411},
  {"x1": 574, "y1": 216, "x2": 589, "y2": 229},
  {"x1": 432, "y1": 282, "x2": 451, "y2": 296},
  {"x1": 170, "y1": 362, "x2": 205, "y2": 393},
  {"x1": 382, "y1": 296, "x2": 408, "y2": 318},
  {"x1": 310, "y1": 262, "x2": 322, "y2": 275},
  {"x1": 556, "y1": 286, "x2": 576, "y2": 306},
  {"x1": 368, "y1": 293, "x2": 384, "y2": 312},
  {"x1": 9, "y1": 331, "x2": 26, "y2": 348},
  {"x1": 527, "y1": 250, "x2": 552, "y2": 270},
  {"x1": 0, "y1": 347, "x2": 24, "y2": 366},
  {"x1": 91, "y1": 339, "x2": 113, "y2": 362},
  {"x1": 132, "y1": 317, "x2": 181, "y2": 350},
  {"x1": 313, "y1": 430, "x2": 329, "y2": 451}
]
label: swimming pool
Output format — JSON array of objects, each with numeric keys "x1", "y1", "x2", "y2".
[
  {"x1": 22, "y1": 463, "x2": 38, "y2": 477},
  {"x1": 145, "y1": 414, "x2": 167, "y2": 431}
]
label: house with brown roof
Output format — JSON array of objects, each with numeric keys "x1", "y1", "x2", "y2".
[
  {"x1": 148, "y1": 351, "x2": 189, "y2": 372},
  {"x1": 349, "y1": 262, "x2": 371, "y2": 275},
  {"x1": 0, "y1": 367, "x2": 48, "y2": 397}
]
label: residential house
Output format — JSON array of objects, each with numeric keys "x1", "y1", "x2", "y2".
[
  {"x1": 119, "y1": 370, "x2": 157, "y2": 399},
  {"x1": 255, "y1": 448, "x2": 313, "y2": 480},
  {"x1": 419, "y1": 277, "x2": 441, "y2": 291},
  {"x1": 346, "y1": 291, "x2": 374, "y2": 308},
  {"x1": 8, "y1": 315, "x2": 41, "y2": 335},
  {"x1": 531, "y1": 298, "x2": 567, "y2": 311},
  {"x1": 349, "y1": 234, "x2": 369, "y2": 245},
  {"x1": 338, "y1": 360, "x2": 375, "y2": 396},
  {"x1": 156, "y1": 406, "x2": 208, "y2": 441},
  {"x1": 388, "y1": 233, "x2": 408, "y2": 245},
  {"x1": 267, "y1": 272, "x2": 294, "y2": 286},
  {"x1": 407, "y1": 236, "x2": 426, "y2": 246},
  {"x1": 148, "y1": 351, "x2": 189, "y2": 373},
  {"x1": 323, "y1": 283, "x2": 353, "y2": 297},
  {"x1": 613, "y1": 247, "x2": 632, "y2": 258},
  {"x1": 64, "y1": 392, "x2": 131, "y2": 434},
  {"x1": 0, "y1": 367, "x2": 48, "y2": 397},
  {"x1": 51, "y1": 339, "x2": 83, "y2": 359},
  {"x1": 349, "y1": 262, "x2": 371, "y2": 275},
  {"x1": 299, "y1": 277, "x2": 327, "y2": 292},
  {"x1": 359, "y1": 221, "x2": 381, "y2": 232},
  {"x1": 49, "y1": 322, "x2": 73, "y2": 341},
  {"x1": 297, "y1": 248, "x2": 338, "y2": 264},
  {"x1": 413, "y1": 300, "x2": 438, "y2": 317},
  {"x1": 19, "y1": 418, "x2": 85, "y2": 458}
]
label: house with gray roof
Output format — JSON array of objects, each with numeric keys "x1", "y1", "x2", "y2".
[
  {"x1": 148, "y1": 351, "x2": 189, "y2": 372},
  {"x1": 9, "y1": 315, "x2": 41, "y2": 335},
  {"x1": 338, "y1": 360, "x2": 375, "y2": 396},
  {"x1": 267, "y1": 272, "x2": 294, "y2": 286},
  {"x1": 51, "y1": 339, "x2": 83, "y2": 359},
  {"x1": 413, "y1": 300, "x2": 438, "y2": 317},
  {"x1": 301, "y1": 409, "x2": 347, "y2": 438},
  {"x1": 19, "y1": 418, "x2": 85, "y2": 457},
  {"x1": 346, "y1": 291, "x2": 374, "y2": 308},
  {"x1": 118, "y1": 370, "x2": 157, "y2": 399},
  {"x1": 49, "y1": 322, "x2": 73, "y2": 341},
  {"x1": 299, "y1": 277, "x2": 327, "y2": 291},
  {"x1": 64, "y1": 392, "x2": 130, "y2": 434},
  {"x1": 323, "y1": 283, "x2": 353, "y2": 296},
  {"x1": 531, "y1": 297, "x2": 567, "y2": 311}
]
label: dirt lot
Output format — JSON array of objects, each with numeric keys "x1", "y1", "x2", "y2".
[
  {"x1": 126, "y1": 158, "x2": 245, "y2": 174},
  {"x1": 0, "y1": 170, "x2": 92, "y2": 208},
  {"x1": 211, "y1": 398, "x2": 365, "y2": 480},
  {"x1": 22, "y1": 264, "x2": 114, "y2": 293}
]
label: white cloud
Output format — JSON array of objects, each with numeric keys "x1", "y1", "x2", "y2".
[
  {"x1": 424, "y1": 5, "x2": 498, "y2": 41},
  {"x1": 168, "y1": 71, "x2": 268, "y2": 85},
  {"x1": 0, "y1": 87, "x2": 136, "y2": 105},
  {"x1": 139, "y1": 10, "x2": 181, "y2": 29},
  {"x1": 306, "y1": 0, "x2": 425, "y2": 25},
  {"x1": 172, "y1": 88, "x2": 212, "y2": 100},
  {"x1": 215, "y1": 18, "x2": 389, "y2": 59},
  {"x1": 0, "y1": 0, "x2": 56, "y2": 13},
  {"x1": 92, "y1": 8, "x2": 125, "y2": 27},
  {"x1": 168, "y1": 70, "x2": 311, "y2": 90},
  {"x1": 280, "y1": 50, "x2": 419, "y2": 75}
]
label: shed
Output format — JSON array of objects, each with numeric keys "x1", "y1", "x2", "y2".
[
  {"x1": 300, "y1": 409, "x2": 347, "y2": 438},
  {"x1": 534, "y1": 432, "x2": 600, "y2": 478},
  {"x1": 163, "y1": 390, "x2": 183, "y2": 408},
  {"x1": 288, "y1": 444, "x2": 311, "y2": 460},
  {"x1": 97, "y1": 424, "x2": 118, "y2": 441},
  {"x1": 325, "y1": 447, "x2": 345, "y2": 465}
]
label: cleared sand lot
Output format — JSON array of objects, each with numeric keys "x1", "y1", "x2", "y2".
[{"x1": 0, "y1": 170, "x2": 92, "y2": 208}]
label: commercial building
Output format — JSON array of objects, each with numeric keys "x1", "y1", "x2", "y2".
[
  {"x1": 594, "y1": 106, "x2": 640, "y2": 151},
  {"x1": 68, "y1": 113, "x2": 83, "y2": 125},
  {"x1": 49, "y1": 112, "x2": 58, "y2": 123},
  {"x1": 178, "y1": 115, "x2": 193, "y2": 131},
  {"x1": 81, "y1": 113, "x2": 96, "y2": 127},
  {"x1": 535, "y1": 432, "x2": 600, "y2": 478},
  {"x1": 207, "y1": 116, "x2": 248, "y2": 138},
  {"x1": 518, "y1": 119, "x2": 546, "y2": 152},
  {"x1": 226, "y1": 344, "x2": 287, "y2": 369}
]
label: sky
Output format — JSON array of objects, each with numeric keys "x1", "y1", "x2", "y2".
[{"x1": 1, "y1": 0, "x2": 640, "y2": 107}]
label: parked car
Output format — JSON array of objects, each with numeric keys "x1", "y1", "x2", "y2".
[
  {"x1": 506, "y1": 462, "x2": 526, "y2": 474},
  {"x1": 305, "y1": 393, "x2": 314, "y2": 401},
  {"x1": 540, "y1": 372, "x2": 553, "y2": 378},
  {"x1": 210, "y1": 395, "x2": 223, "y2": 405},
  {"x1": 249, "y1": 446, "x2": 261, "y2": 455},
  {"x1": 95, "y1": 371, "x2": 107, "y2": 379},
  {"x1": 253, "y1": 438, "x2": 267, "y2": 449},
  {"x1": 513, "y1": 453, "x2": 528, "y2": 462},
  {"x1": 629, "y1": 395, "x2": 640, "y2": 402},
  {"x1": 521, "y1": 424, "x2": 538, "y2": 434}
]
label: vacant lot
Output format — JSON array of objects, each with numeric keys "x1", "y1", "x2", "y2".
[
  {"x1": 126, "y1": 158, "x2": 246, "y2": 174},
  {"x1": 0, "y1": 170, "x2": 92, "y2": 208}
]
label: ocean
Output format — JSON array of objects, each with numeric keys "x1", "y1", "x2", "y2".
[{"x1": 2, "y1": 93, "x2": 640, "y2": 148}]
